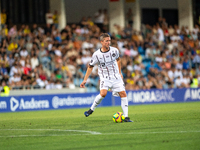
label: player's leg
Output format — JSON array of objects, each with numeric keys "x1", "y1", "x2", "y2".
[
  {"x1": 84, "y1": 89, "x2": 107, "y2": 117},
  {"x1": 118, "y1": 91, "x2": 133, "y2": 122},
  {"x1": 118, "y1": 91, "x2": 128, "y2": 117},
  {"x1": 84, "y1": 79, "x2": 110, "y2": 117},
  {"x1": 112, "y1": 78, "x2": 133, "y2": 122},
  {"x1": 91, "y1": 89, "x2": 107, "y2": 110}
]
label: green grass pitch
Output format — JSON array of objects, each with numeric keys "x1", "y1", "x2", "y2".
[{"x1": 0, "y1": 102, "x2": 200, "y2": 150}]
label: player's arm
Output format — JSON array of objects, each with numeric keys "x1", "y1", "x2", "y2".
[
  {"x1": 80, "y1": 65, "x2": 94, "y2": 88},
  {"x1": 116, "y1": 57, "x2": 123, "y2": 79}
]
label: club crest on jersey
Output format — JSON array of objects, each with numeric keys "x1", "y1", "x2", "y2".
[{"x1": 112, "y1": 53, "x2": 116, "y2": 57}]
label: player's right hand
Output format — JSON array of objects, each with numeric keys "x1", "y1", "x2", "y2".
[{"x1": 80, "y1": 81, "x2": 86, "y2": 88}]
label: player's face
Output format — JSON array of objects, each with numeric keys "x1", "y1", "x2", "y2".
[{"x1": 102, "y1": 37, "x2": 111, "y2": 50}]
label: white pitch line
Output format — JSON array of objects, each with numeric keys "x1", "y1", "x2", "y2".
[
  {"x1": 0, "y1": 129, "x2": 101, "y2": 135},
  {"x1": 0, "y1": 134, "x2": 91, "y2": 138},
  {"x1": 103, "y1": 130, "x2": 200, "y2": 135},
  {"x1": 0, "y1": 129, "x2": 200, "y2": 138}
]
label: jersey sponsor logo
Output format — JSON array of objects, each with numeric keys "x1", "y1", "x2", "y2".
[
  {"x1": 106, "y1": 55, "x2": 109, "y2": 58},
  {"x1": 103, "y1": 61, "x2": 115, "y2": 66},
  {"x1": 101, "y1": 63, "x2": 105, "y2": 67}
]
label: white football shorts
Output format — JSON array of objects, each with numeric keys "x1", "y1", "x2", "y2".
[{"x1": 99, "y1": 77, "x2": 125, "y2": 97}]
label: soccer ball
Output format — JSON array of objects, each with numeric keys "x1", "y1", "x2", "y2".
[{"x1": 113, "y1": 111, "x2": 125, "y2": 123}]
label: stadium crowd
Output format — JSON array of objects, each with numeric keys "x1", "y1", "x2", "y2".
[{"x1": 0, "y1": 9, "x2": 200, "y2": 92}]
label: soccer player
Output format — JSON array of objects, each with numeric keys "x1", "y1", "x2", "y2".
[{"x1": 80, "y1": 33, "x2": 133, "y2": 122}]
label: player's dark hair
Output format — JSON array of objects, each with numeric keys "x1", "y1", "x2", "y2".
[{"x1": 99, "y1": 33, "x2": 110, "y2": 41}]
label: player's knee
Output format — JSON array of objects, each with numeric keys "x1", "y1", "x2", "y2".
[
  {"x1": 100, "y1": 90, "x2": 107, "y2": 97},
  {"x1": 100, "y1": 93, "x2": 107, "y2": 97},
  {"x1": 119, "y1": 91, "x2": 127, "y2": 97}
]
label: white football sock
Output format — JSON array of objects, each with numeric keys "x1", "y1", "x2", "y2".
[
  {"x1": 91, "y1": 94, "x2": 104, "y2": 111},
  {"x1": 121, "y1": 97, "x2": 128, "y2": 117}
]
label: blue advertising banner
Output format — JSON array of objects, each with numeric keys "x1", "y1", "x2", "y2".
[
  {"x1": 0, "y1": 88, "x2": 200, "y2": 113},
  {"x1": 0, "y1": 92, "x2": 112, "y2": 113},
  {"x1": 114, "y1": 88, "x2": 200, "y2": 105}
]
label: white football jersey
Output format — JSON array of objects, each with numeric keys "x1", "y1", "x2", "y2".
[{"x1": 89, "y1": 46, "x2": 121, "y2": 80}]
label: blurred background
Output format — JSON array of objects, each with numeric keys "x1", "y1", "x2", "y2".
[{"x1": 0, "y1": 0, "x2": 200, "y2": 95}]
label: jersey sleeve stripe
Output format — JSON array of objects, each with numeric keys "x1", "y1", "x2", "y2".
[
  {"x1": 96, "y1": 55, "x2": 100, "y2": 63},
  {"x1": 115, "y1": 50, "x2": 119, "y2": 58}
]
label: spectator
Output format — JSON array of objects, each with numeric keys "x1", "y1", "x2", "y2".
[
  {"x1": 23, "y1": 25, "x2": 31, "y2": 35},
  {"x1": 9, "y1": 73, "x2": 22, "y2": 89},
  {"x1": 126, "y1": 8, "x2": 134, "y2": 28},
  {"x1": 0, "y1": 81, "x2": 9, "y2": 96},
  {"x1": 53, "y1": 10, "x2": 59, "y2": 29},
  {"x1": 31, "y1": 54, "x2": 39, "y2": 69},
  {"x1": 94, "y1": 9, "x2": 104, "y2": 31},
  {"x1": 54, "y1": 80, "x2": 63, "y2": 89},
  {"x1": 45, "y1": 79, "x2": 55, "y2": 90},
  {"x1": 182, "y1": 58, "x2": 190, "y2": 70},
  {"x1": 8, "y1": 25, "x2": 17, "y2": 37},
  {"x1": 193, "y1": 53, "x2": 200, "y2": 68},
  {"x1": 45, "y1": 23, "x2": 52, "y2": 35},
  {"x1": 103, "y1": 9, "x2": 109, "y2": 32},
  {"x1": 9, "y1": 63, "x2": 20, "y2": 77},
  {"x1": 1, "y1": 24, "x2": 8, "y2": 37},
  {"x1": 1, "y1": 9, "x2": 7, "y2": 29},
  {"x1": 31, "y1": 24, "x2": 39, "y2": 35},
  {"x1": 80, "y1": 16, "x2": 88, "y2": 28},
  {"x1": 35, "y1": 73, "x2": 46, "y2": 88},
  {"x1": 7, "y1": 40, "x2": 18, "y2": 51},
  {"x1": 45, "y1": 10, "x2": 53, "y2": 25},
  {"x1": 157, "y1": 24, "x2": 164, "y2": 45},
  {"x1": 20, "y1": 48, "x2": 28, "y2": 58},
  {"x1": 87, "y1": 16, "x2": 94, "y2": 27},
  {"x1": 39, "y1": 47, "x2": 50, "y2": 68}
]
